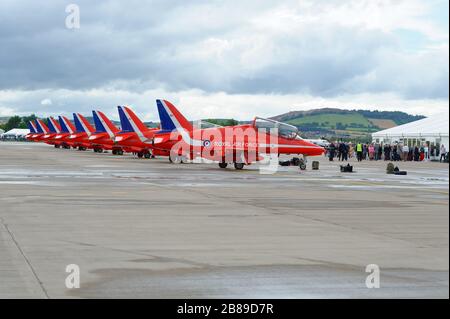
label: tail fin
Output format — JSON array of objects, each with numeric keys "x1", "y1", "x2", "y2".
[
  {"x1": 93, "y1": 110, "x2": 119, "y2": 136},
  {"x1": 156, "y1": 99, "x2": 193, "y2": 132},
  {"x1": 27, "y1": 121, "x2": 37, "y2": 133},
  {"x1": 73, "y1": 113, "x2": 95, "y2": 134},
  {"x1": 117, "y1": 105, "x2": 148, "y2": 134},
  {"x1": 47, "y1": 117, "x2": 61, "y2": 133},
  {"x1": 58, "y1": 116, "x2": 76, "y2": 134},
  {"x1": 35, "y1": 119, "x2": 49, "y2": 134}
]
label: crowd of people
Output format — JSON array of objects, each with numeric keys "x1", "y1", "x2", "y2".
[{"x1": 326, "y1": 141, "x2": 448, "y2": 163}]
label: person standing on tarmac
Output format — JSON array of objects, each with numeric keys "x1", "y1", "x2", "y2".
[
  {"x1": 402, "y1": 144, "x2": 409, "y2": 161},
  {"x1": 342, "y1": 143, "x2": 349, "y2": 161},
  {"x1": 328, "y1": 142, "x2": 336, "y2": 161},
  {"x1": 384, "y1": 144, "x2": 391, "y2": 161},
  {"x1": 440, "y1": 144, "x2": 447, "y2": 162},
  {"x1": 368, "y1": 144, "x2": 375, "y2": 160},
  {"x1": 356, "y1": 142, "x2": 363, "y2": 162}
]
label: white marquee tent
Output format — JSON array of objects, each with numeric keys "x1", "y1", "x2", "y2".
[
  {"x1": 1, "y1": 128, "x2": 30, "y2": 139},
  {"x1": 372, "y1": 112, "x2": 449, "y2": 152}
]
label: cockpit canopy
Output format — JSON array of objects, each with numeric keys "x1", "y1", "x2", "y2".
[
  {"x1": 254, "y1": 117, "x2": 299, "y2": 140},
  {"x1": 192, "y1": 120, "x2": 223, "y2": 129}
]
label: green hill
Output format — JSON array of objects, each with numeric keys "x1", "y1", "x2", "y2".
[{"x1": 270, "y1": 108, "x2": 424, "y2": 141}]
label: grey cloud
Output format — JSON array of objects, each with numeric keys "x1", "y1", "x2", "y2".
[{"x1": 0, "y1": 0, "x2": 448, "y2": 100}]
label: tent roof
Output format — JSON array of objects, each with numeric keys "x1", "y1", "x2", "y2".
[
  {"x1": 372, "y1": 112, "x2": 449, "y2": 137},
  {"x1": 2, "y1": 128, "x2": 30, "y2": 136}
]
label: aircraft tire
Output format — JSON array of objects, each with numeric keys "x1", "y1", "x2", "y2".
[
  {"x1": 219, "y1": 162, "x2": 228, "y2": 169},
  {"x1": 171, "y1": 155, "x2": 182, "y2": 164},
  {"x1": 137, "y1": 152, "x2": 144, "y2": 158},
  {"x1": 234, "y1": 162, "x2": 245, "y2": 170},
  {"x1": 144, "y1": 152, "x2": 151, "y2": 159}
]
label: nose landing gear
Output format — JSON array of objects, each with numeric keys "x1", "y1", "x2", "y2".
[
  {"x1": 218, "y1": 162, "x2": 228, "y2": 169},
  {"x1": 234, "y1": 162, "x2": 245, "y2": 170}
]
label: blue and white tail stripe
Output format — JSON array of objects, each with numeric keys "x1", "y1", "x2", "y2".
[
  {"x1": 118, "y1": 106, "x2": 134, "y2": 133},
  {"x1": 117, "y1": 106, "x2": 147, "y2": 142},
  {"x1": 59, "y1": 116, "x2": 74, "y2": 134},
  {"x1": 47, "y1": 118, "x2": 58, "y2": 133},
  {"x1": 73, "y1": 113, "x2": 88, "y2": 135},
  {"x1": 93, "y1": 110, "x2": 114, "y2": 138},
  {"x1": 155, "y1": 100, "x2": 201, "y2": 147},
  {"x1": 28, "y1": 121, "x2": 37, "y2": 133},
  {"x1": 156, "y1": 100, "x2": 177, "y2": 132},
  {"x1": 35, "y1": 120, "x2": 45, "y2": 133},
  {"x1": 93, "y1": 111, "x2": 107, "y2": 133}
]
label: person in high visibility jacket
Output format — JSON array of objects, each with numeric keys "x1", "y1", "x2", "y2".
[{"x1": 356, "y1": 143, "x2": 363, "y2": 162}]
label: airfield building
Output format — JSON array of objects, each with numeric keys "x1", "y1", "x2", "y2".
[
  {"x1": 1, "y1": 128, "x2": 30, "y2": 140},
  {"x1": 372, "y1": 112, "x2": 449, "y2": 157}
]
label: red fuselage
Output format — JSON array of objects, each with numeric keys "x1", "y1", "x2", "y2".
[
  {"x1": 67, "y1": 133, "x2": 93, "y2": 149},
  {"x1": 114, "y1": 129, "x2": 170, "y2": 156},
  {"x1": 153, "y1": 124, "x2": 325, "y2": 163},
  {"x1": 88, "y1": 132, "x2": 128, "y2": 152}
]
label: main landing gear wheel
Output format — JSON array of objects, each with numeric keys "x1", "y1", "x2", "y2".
[
  {"x1": 144, "y1": 152, "x2": 151, "y2": 159},
  {"x1": 137, "y1": 152, "x2": 144, "y2": 158},
  {"x1": 112, "y1": 149, "x2": 117, "y2": 155},
  {"x1": 54, "y1": 144, "x2": 59, "y2": 148},
  {"x1": 298, "y1": 159, "x2": 307, "y2": 170},
  {"x1": 234, "y1": 163, "x2": 245, "y2": 170},
  {"x1": 169, "y1": 154, "x2": 185, "y2": 164},
  {"x1": 219, "y1": 162, "x2": 228, "y2": 169}
]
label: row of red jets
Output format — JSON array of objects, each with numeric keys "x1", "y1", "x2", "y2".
[{"x1": 26, "y1": 99, "x2": 324, "y2": 169}]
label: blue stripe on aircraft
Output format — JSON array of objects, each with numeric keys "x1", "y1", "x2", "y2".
[
  {"x1": 35, "y1": 120, "x2": 44, "y2": 133},
  {"x1": 47, "y1": 118, "x2": 57, "y2": 133},
  {"x1": 93, "y1": 111, "x2": 107, "y2": 133},
  {"x1": 73, "y1": 113, "x2": 85, "y2": 133},
  {"x1": 27, "y1": 122, "x2": 36, "y2": 133},
  {"x1": 118, "y1": 106, "x2": 134, "y2": 132},
  {"x1": 156, "y1": 100, "x2": 176, "y2": 132},
  {"x1": 59, "y1": 116, "x2": 70, "y2": 133}
]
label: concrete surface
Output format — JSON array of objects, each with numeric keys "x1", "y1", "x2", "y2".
[{"x1": 0, "y1": 142, "x2": 448, "y2": 298}]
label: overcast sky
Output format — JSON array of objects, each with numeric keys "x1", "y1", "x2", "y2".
[{"x1": 0, "y1": 0, "x2": 448, "y2": 121}]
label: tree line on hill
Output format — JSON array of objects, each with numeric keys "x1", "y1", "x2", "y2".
[
  {"x1": 273, "y1": 108, "x2": 424, "y2": 124},
  {"x1": 0, "y1": 115, "x2": 37, "y2": 132}
]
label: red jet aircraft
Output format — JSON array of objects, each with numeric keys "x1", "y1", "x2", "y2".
[
  {"x1": 26, "y1": 120, "x2": 40, "y2": 141},
  {"x1": 32, "y1": 119, "x2": 51, "y2": 143},
  {"x1": 41, "y1": 117, "x2": 62, "y2": 147},
  {"x1": 114, "y1": 106, "x2": 169, "y2": 158},
  {"x1": 152, "y1": 99, "x2": 325, "y2": 169},
  {"x1": 55, "y1": 116, "x2": 77, "y2": 149},
  {"x1": 88, "y1": 110, "x2": 126, "y2": 154},
  {"x1": 67, "y1": 113, "x2": 95, "y2": 150}
]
